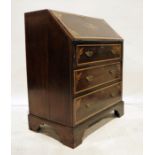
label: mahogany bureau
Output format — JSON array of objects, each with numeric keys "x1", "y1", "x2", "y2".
[{"x1": 25, "y1": 9, "x2": 124, "y2": 148}]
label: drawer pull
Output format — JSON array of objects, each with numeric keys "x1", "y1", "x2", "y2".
[
  {"x1": 85, "y1": 50, "x2": 94, "y2": 57},
  {"x1": 110, "y1": 92, "x2": 116, "y2": 97},
  {"x1": 86, "y1": 75, "x2": 94, "y2": 82},
  {"x1": 109, "y1": 69, "x2": 115, "y2": 75},
  {"x1": 85, "y1": 103, "x2": 90, "y2": 108}
]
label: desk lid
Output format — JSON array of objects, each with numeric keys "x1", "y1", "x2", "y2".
[{"x1": 50, "y1": 10, "x2": 122, "y2": 41}]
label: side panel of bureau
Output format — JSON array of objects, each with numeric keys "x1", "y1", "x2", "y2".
[
  {"x1": 25, "y1": 11, "x2": 50, "y2": 119},
  {"x1": 25, "y1": 10, "x2": 73, "y2": 126}
]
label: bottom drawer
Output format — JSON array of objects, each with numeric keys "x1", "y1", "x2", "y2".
[{"x1": 74, "y1": 82, "x2": 122, "y2": 124}]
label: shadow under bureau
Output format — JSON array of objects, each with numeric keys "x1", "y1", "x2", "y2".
[{"x1": 25, "y1": 9, "x2": 124, "y2": 148}]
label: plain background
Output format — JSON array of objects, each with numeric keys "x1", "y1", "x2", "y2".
[
  {"x1": 11, "y1": 0, "x2": 143, "y2": 154},
  {"x1": 12, "y1": 0, "x2": 142, "y2": 106}
]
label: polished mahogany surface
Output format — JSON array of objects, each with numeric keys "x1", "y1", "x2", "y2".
[
  {"x1": 74, "y1": 82, "x2": 122, "y2": 124},
  {"x1": 51, "y1": 10, "x2": 122, "y2": 40},
  {"x1": 25, "y1": 9, "x2": 124, "y2": 148},
  {"x1": 74, "y1": 62, "x2": 121, "y2": 94},
  {"x1": 76, "y1": 44, "x2": 121, "y2": 65}
]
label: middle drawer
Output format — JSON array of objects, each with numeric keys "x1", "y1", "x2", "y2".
[{"x1": 74, "y1": 62, "x2": 121, "y2": 94}]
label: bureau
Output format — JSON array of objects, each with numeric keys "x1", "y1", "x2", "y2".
[{"x1": 25, "y1": 9, "x2": 124, "y2": 148}]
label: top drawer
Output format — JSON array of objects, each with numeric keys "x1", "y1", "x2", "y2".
[{"x1": 76, "y1": 44, "x2": 121, "y2": 66}]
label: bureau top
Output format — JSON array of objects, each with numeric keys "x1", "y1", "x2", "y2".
[{"x1": 50, "y1": 10, "x2": 122, "y2": 41}]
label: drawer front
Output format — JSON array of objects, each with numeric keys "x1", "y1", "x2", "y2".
[
  {"x1": 74, "y1": 62, "x2": 121, "y2": 94},
  {"x1": 76, "y1": 44, "x2": 121, "y2": 66},
  {"x1": 74, "y1": 82, "x2": 121, "y2": 124}
]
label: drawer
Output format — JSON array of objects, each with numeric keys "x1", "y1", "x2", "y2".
[
  {"x1": 74, "y1": 62, "x2": 121, "y2": 94},
  {"x1": 74, "y1": 82, "x2": 122, "y2": 124},
  {"x1": 76, "y1": 44, "x2": 121, "y2": 66}
]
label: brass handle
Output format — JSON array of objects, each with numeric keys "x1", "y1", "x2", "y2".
[
  {"x1": 109, "y1": 69, "x2": 115, "y2": 75},
  {"x1": 86, "y1": 75, "x2": 94, "y2": 82},
  {"x1": 111, "y1": 45, "x2": 121, "y2": 54},
  {"x1": 111, "y1": 49, "x2": 116, "y2": 54},
  {"x1": 110, "y1": 92, "x2": 116, "y2": 97},
  {"x1": 109, "y1": 69, "x2": 120, "y2": 78},
  {"x1": 85, "y1": 103, "x2": 90, "y2": 108},
  {"x1": 85, "y1": 50, "x2": 94, "y2": 57}
]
